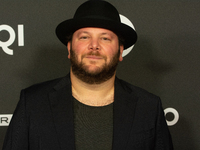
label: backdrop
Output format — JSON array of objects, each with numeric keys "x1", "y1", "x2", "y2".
[{"x1": 0, "y1": 0, "x2": 200, "y2": 149}]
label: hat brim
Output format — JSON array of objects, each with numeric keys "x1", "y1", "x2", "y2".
[{"x1": 56, "y1": 17, "x2": 137, "y2": 50}]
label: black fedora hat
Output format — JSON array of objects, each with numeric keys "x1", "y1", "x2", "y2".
[{"x1": 56, "y1": 0, "x2": 137, "y2": 49}]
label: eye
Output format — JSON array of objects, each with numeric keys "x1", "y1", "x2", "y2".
[
  {"x1": 101, "y1": 37, "x2": 111, "y2": 41},
  {"x1": 80, "y1": 36, "x2": 89, "y2": 40}
]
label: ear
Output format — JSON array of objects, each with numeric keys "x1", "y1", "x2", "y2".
[
  {"x1": 119, "y1": 45, "x2": 124, "y2": 62},
  {"x1": 67, "y1": 42, "x2": 71, "y2": 59}
]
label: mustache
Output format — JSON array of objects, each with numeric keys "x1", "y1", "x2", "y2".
[{"x1": 82, "y1": 51, "x2": 107, "y2": 59}]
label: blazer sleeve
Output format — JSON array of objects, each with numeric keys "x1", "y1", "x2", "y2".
[
  {"x1": 154, "y1": 99, "x2": 174, "y2": 150},
  {"x1": 3, "y1": 90, "x2": 29, "y2": 150}
]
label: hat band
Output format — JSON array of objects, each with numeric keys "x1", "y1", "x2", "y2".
[{"x1": 74, "y1": 15, "x2": 120, "y2": 23}]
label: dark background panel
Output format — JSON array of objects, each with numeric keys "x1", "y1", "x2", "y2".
[{"x1": 0, "y1": 1, "x2": 200, "y2": 149}]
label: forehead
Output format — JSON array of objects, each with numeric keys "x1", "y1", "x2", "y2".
[{"x1": 73, "y1": 27, "x2": 118, "y2": 37}]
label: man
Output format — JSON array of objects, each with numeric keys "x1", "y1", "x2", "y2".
[{"x1": 3, "y1": 0, "x2": 173, "y2": 150}]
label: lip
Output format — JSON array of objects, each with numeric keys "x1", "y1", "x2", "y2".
[{"x1": 85, "y1": 56, "x2": 103, "y2": 60}]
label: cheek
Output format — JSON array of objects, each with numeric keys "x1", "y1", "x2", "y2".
[
  {"x1": 71, "y1": 44, "x2": 85, "y2": 59},
  {"x1": 107, "y1": 46, "x2": 120, "y2": 59},
  {"x1": 73, "y1": 42, "x2": 87, "y2": 54}
]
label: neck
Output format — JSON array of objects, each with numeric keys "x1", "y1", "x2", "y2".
[{"x1": 70, "y1": 69, "x2": 115, "y2": 106}]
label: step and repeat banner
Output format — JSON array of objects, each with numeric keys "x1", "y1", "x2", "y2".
[{"x1": 0, "y1": 0, "x2": 200, "y2": 149}]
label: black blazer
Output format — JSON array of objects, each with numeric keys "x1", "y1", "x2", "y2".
[{"x1": 3, "y1": 74, "x2": 173, "y2": 150}]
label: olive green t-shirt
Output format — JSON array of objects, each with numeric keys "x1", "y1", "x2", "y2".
[{"x1": 73, "y1": 97, "x2": 113, "y2": 150}]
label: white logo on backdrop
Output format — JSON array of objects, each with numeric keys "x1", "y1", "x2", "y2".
[
  {"x1": 0, "y1": 24, "x2": 24, "y2": 55},
  {"x1": 0, "y1": 114, "x2": 13, "y2": 126},
  {"x1": 119, "y1": 14, "x2": 136, "y2": 57},
  {"x1": 164, "y1": 107, "x2": 179, "y2": 126}
]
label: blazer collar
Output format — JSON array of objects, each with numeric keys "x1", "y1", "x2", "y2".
[{"x1": 49, "y1": 74, "x2": 138, "y2": 150}]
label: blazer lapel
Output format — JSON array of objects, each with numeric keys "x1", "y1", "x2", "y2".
[
  {"x1": 112, "y1": 78, "x2": 138, "y2": 150},
  {"x1": 49, "y1": 75, "x2": 75, "y2": 150}
]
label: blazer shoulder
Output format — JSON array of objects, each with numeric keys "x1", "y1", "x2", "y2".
[
  {"x1": 23, "y1": 75, "x2": 70, "y2": 95},
  {"x1": 18, "y1": 75, "x2": 70, "y2": 112},
  {"x1": 116, "y1": 77, "x2": 160, "y2": 101}
]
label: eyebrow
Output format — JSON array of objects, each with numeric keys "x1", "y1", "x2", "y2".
[
  {"x1": 77, "y1": 31, "x2": 111, "y2": 36},
  {"x1": 101, "y1": 33, "x2": 110, "y2": 36},
  {"x1": 76, "y1": 31, "x2": 89, "y2": 36}
]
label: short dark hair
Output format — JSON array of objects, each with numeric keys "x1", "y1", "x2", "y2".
[
  {"x1": 118, "y1": 34, "x2": 125, "y2": 46},
  {"x1": 65, "y1": 33, "x2": 73, "y2": 44}
]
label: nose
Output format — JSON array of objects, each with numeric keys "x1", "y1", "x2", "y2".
[{"x1": 88, "y1": 38, "x2": 100, "y2": 51}]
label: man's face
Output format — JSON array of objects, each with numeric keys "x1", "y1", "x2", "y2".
[{"x1": 67, "y1": 27, "x2": 124, "y2": 84}]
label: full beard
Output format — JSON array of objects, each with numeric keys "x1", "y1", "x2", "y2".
[{"x1": 70, "y1": 48, "x2": 120, "y2": 84}]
